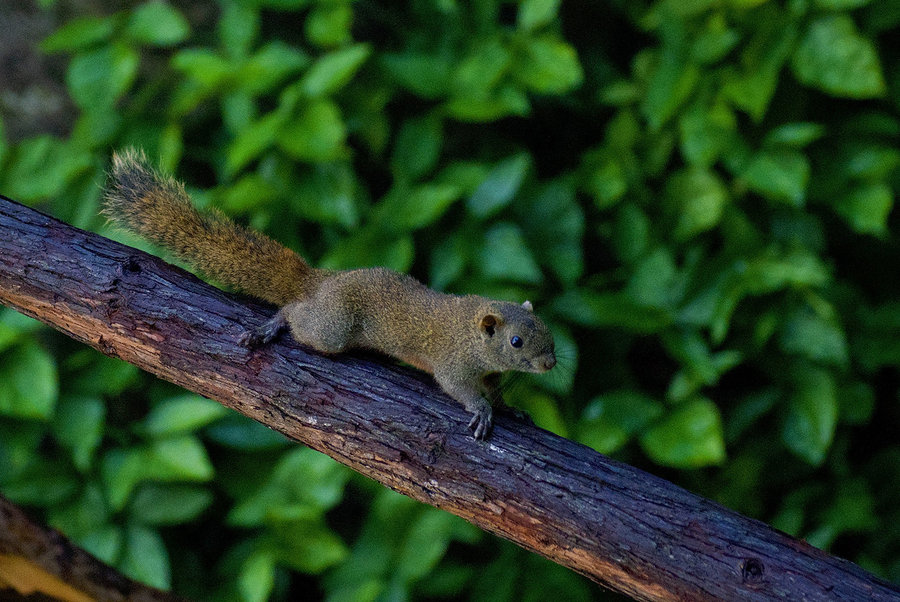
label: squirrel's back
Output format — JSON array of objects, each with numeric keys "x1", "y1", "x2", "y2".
[{"x1": 103, "y1": 149, "x2": 325, "y2": 305}]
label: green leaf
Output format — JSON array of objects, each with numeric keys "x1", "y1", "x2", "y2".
[
  {"x1": 466, "y1": 153, "x2": 530, "y2": 218},
  {"x1": 143, "y1": 394, "x2": 229, "y2": 437},
  {"x1": 229, "y1": 448, "x2": 349, "y2": 527},
  {"x1": 79, "y1": 526, "x2": 123, "y2": 566},
  {"x1": 391, "y1": 113, "x2": 443, "y2": 181},
  {"x1": 514, "y1": 391, "x2": 567, "y2": 436},
  {"x1": 0, "y1": 343, "x2": 59, "y2": 419},
  {"x1": 578, "y1": 391, "x2": 664, "y2": 454},
  {"x1": 780, "y1": 307, "x2": 849, "y2": 367},
  {"x1": 238, "y1": 42, "x2": 310, "y2": 95},
  {"x1": 516, "y1": 179, "x2": 585, "y2": 285},
  {"x1": 305, "y1": 3, "x2": 353, "y2": 48},
  {"x1": 514, "y1": 35, "x2": 583, "y2": 94},
  {"x1": 126, "y1": 0, "x2": 190, "y2": 46},
  {"x1": 783, "y1": 366, "x2": 837, "y2": 465},
  {"x1": 430, "y1": 233, "x2": 469, "y2": 290},
  {"x1": 0, "y1": 309, "x2": 39, "y2": 353},
  {"x1": 678, "y1": 101, "x2": 736, "y2": 167},
  {"x1": 71, "y1": 110, "x2": 123, "y2": 149},
  {"x1": 814, "y1": 0, "x2": 871, "y2": 7},
  {"x1": 320, "y1": 229, "x2": 414, "y2": 272},
  {"x1": 725, "y1": 389, "x2": 779, "y2": 443},
  {"x1": 66, "y1": 43, "x2": 139, "y2": 109},
  {"x1": 721, "y1": 10, "x2": 797, "y2": 120},
  {"x1": 0, "y1": 462, "x2": 79, "y2": 507},
  {"x1": 0, "y1": 137, "x2": 92, "y2": 203},
  {"x1": 204, "y1": 414, "x2": 291, "y2": 450},
  {"x1": 584, "y1": 152, "x2": 627, "y2": 209},
  {"x1": 833, "y1": 182, "x2": 893, "y2": 236},
  {"x1": 277, "y1": 100, "x2": 346, "y2": 162},
  {"x1": 740, "y1": 249, "x2": 830, "y2": 295},
  {"x1": 291, "y1": 162, "x2": 360, "y2": 227},
  {"x1": 611, "y1": 202, "x2": 651, "y2": 264},
  {"x1": 128, "y1": 484, "x2": 213, "y2": 525},
  {"x1": 641, "y1": 27, "x2": 699, "y2": 129},
  {"x1": 791, "y1": 16, "x2": 886, "y2": 98},
  {"x1": 217, "y1": 0, "x2": 259, "y2": 59},
  {"x1": 518, "y1": 0, "x2": 560, "y2": 31},
  {"x1": 742, "y1": 149, "x2": 810, "y2": 206},
  {"x1": 627, "y1": 247, "x2": 679, "y2": 309},
  {"x1": 446, "y1": 86, "x2": 531, "y2": 122},
  {"x1": 149, "y1": 436, "x2": 215, "y2": 481},
  {"x1": 272, "y1": 520, "x2": 349, "y2": 574},
  {"x1": 690, "y1": 16, "x2": 740, "y2": 64},
  {"x1": 41, "y1": 16, "x2": 115, "y2": 53},
  {"x1": 763, "y1": 122, "x2": 826, "y2": 148},
  {"x1": 0, "y1": 116, "x2": 6, "y2": 169},
  {"x1": 452, "y1": 38, "x2": 510, "y2": 97},
  {"x1": 172, "y1": 48, "x2": 232, "y2": 89},
  {"x1": 382, "y1": 53, "x2": 453, "y2": 98},
  {"x1": 102, "y1": 437, "x2": 214, "y2": 510},
  {"x1": 396, "y1": 511, "x2": 462, "y2": 581},
  {"x1": 552, "y1": 290, "x2": 673, "y2": 333},
  {"x1": 118, "y1": 525, "x2": 170, "y2": 589},
  {"x1": 47, "y1": 484, "x2": 110, "y2": 541},
  {"x1": 67, "y1": 353, "x2": 139, "y2": 397},
  {"x1": 0, "y1": 422, "x2": 44, "y2": 482},
  {"x1": 477, "y1": 223, "x2": 543, "y2": 284},
  {"x1": 218, "y1": 173, "x2": 277, "y2": 213},
  {"x1": 640, "y1": 398, "x2": 726, "y2": 468},
  {"x1": 435, "y1": 161, "x2": 491, "y2": 197},
  {"x1": 240, "y1": 549, "x2": 276, "y2": 602},
  {"x1": 665, "y1": 167, "x2": 729, "y2": 240},
  {"x1": 300, "y1": 43, "x2": 371, "y2": 97},
  {"x1": 52, "y1": 395, "x2": 105, "y2": 472},
  {"x1": 373, "y1": 183, "x2": 462, "y2": 231},
  {"x1": 227, "y1": 110, "x2": 288, "y2": 173}
]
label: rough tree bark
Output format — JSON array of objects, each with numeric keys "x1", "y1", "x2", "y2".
[{"x1": 1, "y1": 194, "x2": 898, "y2": 602}]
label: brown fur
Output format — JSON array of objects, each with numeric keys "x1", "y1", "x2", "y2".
[
  {"x1": 103, "y1": 149, "x2": 326, "y2": 305},
  {"x1": 102, "y1": 149, "x2": 556, "y2": 439}
]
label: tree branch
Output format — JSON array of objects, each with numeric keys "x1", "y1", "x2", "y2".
[
  {"x1": 1, "y1": 195, "x2": 897, "y2": 601},
  {"x1": 0, "y1": 494, "x2": 181, "y2": 601}
]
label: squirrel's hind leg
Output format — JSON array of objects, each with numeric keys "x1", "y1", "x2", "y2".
[
  {"x1": 282, "y1": 299, "x2": 354, "y2": 354},
  {"x1": 238, "y1": 310, "x2": 289, "y2": 348}
]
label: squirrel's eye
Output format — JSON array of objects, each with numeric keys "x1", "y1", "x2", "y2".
[{"x1": 510, "y1": 335, "x2": 523, "y2": 348}]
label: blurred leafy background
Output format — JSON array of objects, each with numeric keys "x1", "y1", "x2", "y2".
[{"x1": 0, "y1": 0, "x2": 899, "y2": 599}]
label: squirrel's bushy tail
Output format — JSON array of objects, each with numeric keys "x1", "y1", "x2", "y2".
[{"x1": 103, "y1": 149, "x2": 323, "y2": 305}]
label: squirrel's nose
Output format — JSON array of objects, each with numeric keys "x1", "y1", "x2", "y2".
[{"x1": 542, "y1": 354, "x2": 557, "y2": 371}]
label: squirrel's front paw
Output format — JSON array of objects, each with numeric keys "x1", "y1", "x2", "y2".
[{"x1": 467, "y1": 403, "x2": 493, "y2": 440}]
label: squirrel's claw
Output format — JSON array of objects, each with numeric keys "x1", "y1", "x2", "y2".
[{"x1": 468, "y1": 405, "x2": 493, "y2": 440}]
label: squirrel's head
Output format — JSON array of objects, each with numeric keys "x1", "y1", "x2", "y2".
[{"x1": 477, "y1": 300, "x2": 556, "y2": 374}]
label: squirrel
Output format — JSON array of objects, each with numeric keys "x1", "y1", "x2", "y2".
[{"x1": 102, "y1": 149, "x2": 556, "y2": 440}]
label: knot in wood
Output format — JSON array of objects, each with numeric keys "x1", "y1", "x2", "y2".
[{"x1": 741, "y1": 557, "x2": 764, "y2": 584}]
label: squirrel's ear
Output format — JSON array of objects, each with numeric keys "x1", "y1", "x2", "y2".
[
  {"x1": 522, "y1": 300, "x2": 534, "y2": 312},
  {"x1": 479, "y1": 313, "x2": 500, "y2": 337}
]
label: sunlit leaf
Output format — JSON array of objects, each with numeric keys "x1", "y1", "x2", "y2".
[
  {"x1": 640, "y1": 398, "x2": 726, "y2": 468},
  {"x1": 792, "y1": 16, "x2": 885, "y2": 98}
]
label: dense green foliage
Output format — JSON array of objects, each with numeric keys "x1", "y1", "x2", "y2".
[{"x1": 1, "y1": 0, "x2": 899, "y2": 599}]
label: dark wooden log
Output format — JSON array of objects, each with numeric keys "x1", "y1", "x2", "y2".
[
  {"x1": 1, "y1": 194, "x2": 898, "y2": 601},
  {"x1": 0, "y1": 494, "x2": 181, "y2": 601}
]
